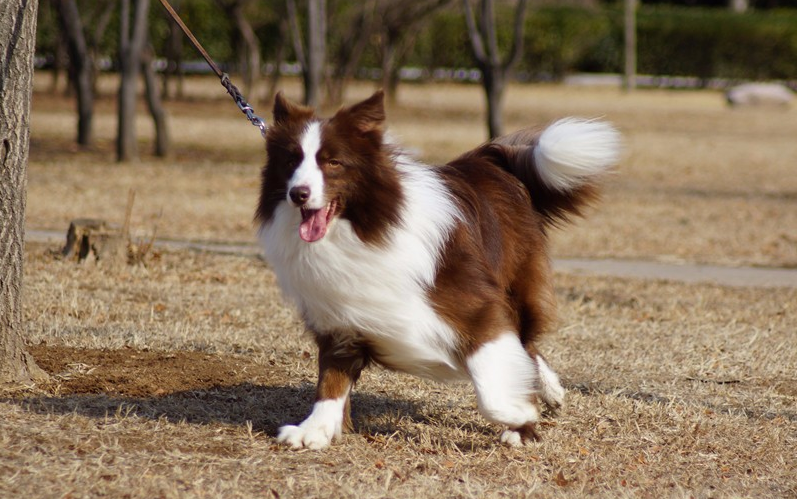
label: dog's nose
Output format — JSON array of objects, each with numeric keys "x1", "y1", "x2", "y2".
[{"x1": 289, "y1": 185, "x2": 311, "y2": 206}]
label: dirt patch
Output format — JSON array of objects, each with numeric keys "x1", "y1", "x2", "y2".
[{"x1": 29, "y1": 344, "x2": 263, "y2": 398}]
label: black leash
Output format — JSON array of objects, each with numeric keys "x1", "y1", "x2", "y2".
[{"x1": 157, "y1": 0, "x2": 267, "y2": 138}]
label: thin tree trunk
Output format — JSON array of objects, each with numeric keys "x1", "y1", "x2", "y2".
[
  {"x1": 484, "y1": 70, "x2": 505, "y2": 139},
  {"x1": 89, "y1": 0, "x2": 115, "y2": 95},
  {"x1": 162, "y1": 0, "x2": 183, "y2": 100},
  {"x1": 117, "y1": 0, "x2": 150, "y2": 162},
  {"x1": 51, "y1": 27, "x2": 68, "y2": 94},
  {"x1": 55, "y1": 0, "x2": 94, "y2": 147},
  {"x1": 230, "y1": 1, "x2": 261, "y2": 99},
  {"x1": 327, "y1": 0, "x2": 376, "y2": 105},
  {"x1": 463, "y1": 0, "x2": 527, "y2": 139},
  {"x1": 0, "y1": 0, "x2": 48, "y2": 386},
  {"x1": 623, "y1": 0, "x2": 636, "y2": 92},
  {"x1": 306, "y1": 0, "x2": 326, "y2": 107},
  {"x1": 142, "y1": 44, "x2": 169, "y2": 157},
  {"x1": 381, "y1": 36, "x2": 398, "y2": 103},
  {"x1": 263, "y1": 17, "x2": 288, "y2": 104}
]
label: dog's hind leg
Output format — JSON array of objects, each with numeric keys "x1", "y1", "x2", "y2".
[
  {"x1": 466, "y1": 333, "x2": 543, "y2": 446},
  {"x1": 512, "y1": 255, "x2": 566, "y2": 412},
  {"x1": 277, "y1": 332, "x2": 369, "y2": 450}
]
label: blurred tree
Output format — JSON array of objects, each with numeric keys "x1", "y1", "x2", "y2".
[
  {"x1": 117, "y1": 0, "x2": 149, "y2": 162},
  {"x1": 463, "y1": 0, "x2": 528, "y2": 138},
  {"x1": 161, "y1": 0, "x2": 186, "y2": 100},
  {"x1": 623, "y1": 0, "x2": 637, "y2": 91},
  {"x1": 54, "y1": 0, "x2": 94, "y2": 146},
  {"x1": 0, "y1": 0, "x2": 49, "y2": 387},
  {"x1": 262, "y1": 13, "x2": 290, "y2": 104},
  {"x1": 216, "y1": 0, "x2": 261, "y2": 98},
  {"x1": 118, "y1": 0, "x2": 169, "y2": 161},
  {"x1": 287, "y1": 0, "x2": 326, "y2": 107},
  {"x1": 142, "y1": 41, "x2": 169, "y2": 157},
  {"x1": 326, "y1": 0, "x2": 378, "y2": 105},
  {"x1": 376, "y1": 0, "x2": 455, "y2": 103}
]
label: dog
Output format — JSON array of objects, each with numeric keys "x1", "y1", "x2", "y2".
[{"x1": 256, "y1": 90, "x2": 620, "y2": 449}]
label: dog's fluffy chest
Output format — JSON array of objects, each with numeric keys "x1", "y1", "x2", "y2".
[{"x1": 259, "y1": 166, "x2": 466, "y2": 381}]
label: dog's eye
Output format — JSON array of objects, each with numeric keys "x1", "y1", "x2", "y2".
[{"x1": 327, "y1": 159, "x2": 343, "y2": 169}]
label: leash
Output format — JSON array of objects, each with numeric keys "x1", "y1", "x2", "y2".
[{"x1": 157, "y1": 0, "x2": 268, "y2": 138}]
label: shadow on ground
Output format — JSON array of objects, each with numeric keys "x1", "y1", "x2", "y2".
[{"x1": 4, "y1": 344, "x2": 426, "y2": 437}]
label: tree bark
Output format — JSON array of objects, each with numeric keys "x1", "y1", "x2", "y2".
[
  {"x1": 0, "y1": 0, "x2": 48, "y2": 386},
  {"x1": 117, "y1": 0, "x2": 150, "y2": 162},
  {"x1": 54, "y1": 0, "x2": 94, "y2": 147}
]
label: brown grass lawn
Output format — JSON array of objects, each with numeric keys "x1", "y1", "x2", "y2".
[{"x1": 1, "y1": 74, "x2": 795, "y2": 498}]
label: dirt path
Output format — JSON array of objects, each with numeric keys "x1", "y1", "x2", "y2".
[{"x1": 26, "y1": 228, "x2": 797, "y2": 288}]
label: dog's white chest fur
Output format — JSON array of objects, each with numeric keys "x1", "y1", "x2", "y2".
[{"x1": 260, "y1": 160, "x2": 466, "y2": 381}]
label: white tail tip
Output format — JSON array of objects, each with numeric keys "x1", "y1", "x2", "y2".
[{"x1": 533, "y1": 118, "x2": 622, "y2": 192}]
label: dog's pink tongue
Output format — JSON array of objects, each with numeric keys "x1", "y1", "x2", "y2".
[{"x1": 299, "y1": 206, "x2": 329, "y2": 243}]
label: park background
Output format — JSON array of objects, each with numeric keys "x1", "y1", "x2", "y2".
[{"x1": 2, "y1": 1, "x2": 796, "y2": 498}]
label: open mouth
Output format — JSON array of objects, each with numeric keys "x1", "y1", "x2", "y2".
[{"x1": 299, "y1": 199, "x2": 339, "y2": 243}]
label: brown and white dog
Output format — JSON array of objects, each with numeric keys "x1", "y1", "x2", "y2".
[{"x1": 256, "y1": 90, "x2": 620, "y2": 449}]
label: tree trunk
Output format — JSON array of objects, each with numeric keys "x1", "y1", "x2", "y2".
[
  {"x1": 229, "y1": 1, "x2": 261, "y2": 99},
  {"x1": 117, "y1": 0, "x2": 150, "y2": 162},
  {"x1": 0, "y1": 0, "x2": 48, "y2": 386},
  {"x1": 327, "y1": 0, "x2": 376, "y2": 106},
  {"x1": 305, "y1": 0, "x2": 326, "y2": 107},
  {"x1": 463, "y1": 0, "x2": 527, "y2": 139},
  {"x1": 142, "y1": 44, "x2": 169, "y2": 157},
  {"x1": 381, "y1": 36, "x2": 398, "y2": 103},
  {"x1": 55, "y1": 0, "x2": 94, "y2": 147},
  {"x1": 287, "y1": 0, "x2": 326, "y2": 107},
  {"x1": 51, "y1": 27, "x2": 68, "y2": 94},
  {"x1": 162, "y1": 0, "x2": 184, "y2": 100},
  {"x1": 483, "y1": 67, "x2": 505, "y2": 139},
  {"x1": 89, "y1": 0, "x2": 115, "y2": 95},
  {"x1": 263, "y1": 17, "x2": 288, "y2": 105},
  {"x1": 623, "y1": 0, "x2": 637, "y2": 92}
]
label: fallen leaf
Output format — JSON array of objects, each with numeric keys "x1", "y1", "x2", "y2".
[{"x1": 554, "y1": 471, "x2": 571, "y2": 486}]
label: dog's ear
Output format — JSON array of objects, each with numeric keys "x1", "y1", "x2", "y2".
[
  {"x1": 273, "y1": 91, "x2": 313, "y2": 125},
  {"x1": 343, "y1": 90, "x2": 386, "y2": 134}
]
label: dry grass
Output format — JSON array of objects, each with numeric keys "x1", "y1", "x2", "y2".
[
  {"x1": 3, "y1": 74, "x2": 795, "y2": 498},
  {"x1": 4, "y1": 244, "x2": 796, "y2": 498}
]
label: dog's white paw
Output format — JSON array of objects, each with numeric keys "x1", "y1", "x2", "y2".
[
  {"x1": 500, "y1": 423, "x2": 541, "y2": 447},
  {"x1": 277, "y1": 424, "x2": 335, "y2": 450},
  {"x1": 276, "y1": 398, "x2": 346, "y2": 450},
  {"x1": 500, "y1": 430, "x2": 523, "y2": 447}
]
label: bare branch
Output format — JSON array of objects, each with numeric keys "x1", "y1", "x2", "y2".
[
  {"x1": 462, "y1": 0, "x2": 486, "y2": 65},
  {"x1": 503, "y1": 0, "x2": 528, "y2": 72}
]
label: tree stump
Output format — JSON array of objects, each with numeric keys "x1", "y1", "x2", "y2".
[{"x1": 61, "y1": 218, "x2": 127, "y2": 264}]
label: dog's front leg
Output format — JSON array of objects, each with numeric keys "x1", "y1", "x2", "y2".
[{"x1": 277, "y1": 332, "x2": 368, "y2": 450}]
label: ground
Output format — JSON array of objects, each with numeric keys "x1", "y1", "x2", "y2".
[{"x1": 1, "y1": 75, "x2": 795, "y2": 498}]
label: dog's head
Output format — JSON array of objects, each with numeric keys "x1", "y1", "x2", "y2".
[{"x1": 257, "y1": 90, "x2": 403, "y2": 245}]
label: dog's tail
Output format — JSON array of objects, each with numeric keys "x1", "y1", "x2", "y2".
[{"x1": 488, "y1": 118, "x2": 621, "y2": 226}]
